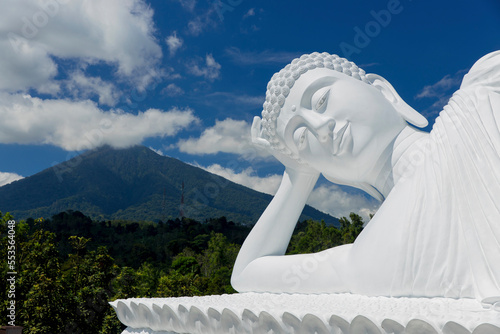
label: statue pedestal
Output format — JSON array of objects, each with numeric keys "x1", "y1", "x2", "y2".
[{"x1": 110, "y1": 292, "x2": 500, "y2": 334}]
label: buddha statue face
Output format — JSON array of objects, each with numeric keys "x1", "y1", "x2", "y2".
[{"x1": 275, "y1": 68, "x2": 408, "y2": 183}]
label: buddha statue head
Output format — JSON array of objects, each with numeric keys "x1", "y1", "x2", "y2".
[{"x1": 259, "y1": 52, "x2": 428, "y2": 200}]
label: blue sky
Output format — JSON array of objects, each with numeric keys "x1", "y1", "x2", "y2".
[{"x1": 0, "y1": 0, "x2": 499, "y2": 219}]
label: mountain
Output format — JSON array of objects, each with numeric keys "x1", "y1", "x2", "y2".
[{"x1": 0, "y1": 146, "x2": 339, "y2": 225}]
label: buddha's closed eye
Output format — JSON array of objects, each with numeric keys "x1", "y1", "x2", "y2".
[
  {"x1": 293, "y1": 127, "x2": 308, "y2": 151},
  {"x1": 312, "y1": 87, "x2": 331, "y2": 113}
]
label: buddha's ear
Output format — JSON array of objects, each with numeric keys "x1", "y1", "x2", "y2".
[{"x1": 366, "y1": 73, "x2": 428, "y2": 128}]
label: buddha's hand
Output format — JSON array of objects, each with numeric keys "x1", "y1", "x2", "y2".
[{"x1": 251, "y1": 116, "x2": 318, "y2": 176}]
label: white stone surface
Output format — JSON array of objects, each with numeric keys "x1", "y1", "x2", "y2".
[
  {"x1": 231, "y1": 51, "x2": 500, "y2": 304},
  {"x1": 110, "y1": 292, "x2": 500, "y2": 334}
]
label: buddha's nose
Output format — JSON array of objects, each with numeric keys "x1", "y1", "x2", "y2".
[{"x1": 308, "y1": 117, "x2": 335, "y2": 143}]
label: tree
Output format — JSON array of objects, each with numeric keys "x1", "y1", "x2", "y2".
[
  {"x1": 135, "y1": 262, "x2": 162, "y2": 297},
  {"x1": 62, "y1": 239, "x2": 117, "y2": 334},
  {"x1": 339, "y1": 213, "x2": 365, "y2": 244},
  {"x1": 287, "y1": 220, "x2": 342, "y2": 254},
  {"x1": 171, "y1": 255, "x2": 200, "y2": 276},
  {"x1": 156, "y1": 271, "x2": 206, "y2": 297},
  {"x1": 199, "y1": 232, "x2": 239, "y2": 278},
  {"x1": 17, "y1": 229, "x2": 69, "y2": 333},
  {"x1": 0, "y1": 212, "x2": 28, "y2": 325},
  {"x1": 198, "y1": 232, "x2": 239, "y2": 294},
  {"x1": 112, "y1": 267, "x2": 139, "y2": 300},
  {"x1": 8, "y1": 208, "x2": 368, "y2": 332}
]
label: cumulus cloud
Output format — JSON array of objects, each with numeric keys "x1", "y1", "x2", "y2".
[
  {"x1": 177, "y1": 118, "x2": 269, "y2": 159},
  {"x1": 0, "y1": 172, "x2": 24, "y2": 187},
  {"x1": 201, "y1": 164, "x2": 282, "y2": 195},
  {"x1": 0, "y1": 93, "x2": 199, "y2": 151},
  {"x1": 166, "y1": 31, "x2": 183, "y2": 57},
  {"x1": 178, "y1": 118, "x2": 248, "y2": 154},
  {"x1": 307, "y1": 184, "x2": 379, "y2": 222},
  {"x1": 66, "y1": 71, "x2": 120, "y2": 106},
  {"x1": 0, "y1": 37, "x2": 58, "y2": 93},
  {"x1": 199, "y1": 164, "x2": 379, "y2": 222},
  {"x1": 188, "y1": 54, "x2": 221, "y2": 81},
  {"x1": 0, "y1": 0, "x2": 162, "y2": 93},
  {"x1": 162, "y1": 83, "x2": 184, "y2": 97}
]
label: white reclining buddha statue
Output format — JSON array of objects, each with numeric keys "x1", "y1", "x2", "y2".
[{"x1": 231, "y1": 51, "x2": 500, "y2": 305}]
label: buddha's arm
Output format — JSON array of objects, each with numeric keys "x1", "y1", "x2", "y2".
[{"x1": 231, "y1": 168, "x2": 319, "y2": 291}]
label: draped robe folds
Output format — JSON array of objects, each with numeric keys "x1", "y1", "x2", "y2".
[{"x1": 347, "y1": 51, "x2": 500, "y2": 303}]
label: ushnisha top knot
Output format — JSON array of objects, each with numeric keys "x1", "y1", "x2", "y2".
[{"x1": 260, "y1": 52, "x2": 370, "y2": 160}]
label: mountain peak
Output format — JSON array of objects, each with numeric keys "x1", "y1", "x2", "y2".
[{"x1": 0, "y1": 146, "x2": 339, "y2": 225}]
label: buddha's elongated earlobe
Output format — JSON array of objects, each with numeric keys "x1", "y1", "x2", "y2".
[{"x1": 366, "y1": 74, "x2": 428, "y2": 128}]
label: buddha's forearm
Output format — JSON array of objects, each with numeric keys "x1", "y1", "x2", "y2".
[{"x1": 231, "y1": 169, "x2": 319, "y2": 282}]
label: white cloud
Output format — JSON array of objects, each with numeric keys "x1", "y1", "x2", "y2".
[
  {"x1": 187, "y1": 7, "x2": 218, "y2": 36},
  {"x1": 187, "y1": 19, "x2": 204, "y2": 36},
  {"x1": 163, "y1": 67, "x2": 182, "y2": 80},
  {"x1": 307, "y1": 184, "x2": 379, "y2": 222},
  {"x1": 0, "y1": 172, "x2": 24, "y2": 187},
  {"x1": 166, "y1": 31, "x2": 183, "y2": 57},
  {"x1": 162, "y1": 83, "x2": 184, "y2": 97},
  {"x1": 201, "y1": 164, "x2": 282, "y2": 195},
  {"x1": 225, "y1": 47, "x2": 302, "y2": 66},
  {"x1": 206, "y1": 92, "x2": 264, "y2": 108},
  {"x1": 0, "y1": 93, "x2": 199, "y2": 151},
  {"x1": 0, "y1": 37, "x2": 58, "y2": 93},
  {"x1": 178, "y1": 118, "x2": 247, "y2": 154},
  {"x1": 416, "y1": 69, "x2": 468, "y2": 115},
  {"x1": 188, "y1": 54, "x2": 221, "y2": 81},
  {"x1": 176, "y1": 0, "x2": 196, "y2": 12},
  {"x1": 0, "y1": 0, "x2": 162, "y2": 93},
  {"x1": 416, "y1": 74, "x2": 462, "y2": 99},
  {"x1": 199, "y1": 164, "x2": 379, "y2": 222},
  {"x1": 177, "y1": 118, "x2": 269, "y2": 159},
  {"x1": 66, "y1": 71, "x2": 120, "y2": 106},
  {"x1": 149, "y1": 146, "x2": 166, "y2": 156},
  {"x1": 243, "y1": 8, "x2": 255, "y2": 19}
]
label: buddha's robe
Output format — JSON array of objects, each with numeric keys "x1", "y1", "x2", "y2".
[{"x1": 348, "y1": 51, "x2": 500, "y2": 303}]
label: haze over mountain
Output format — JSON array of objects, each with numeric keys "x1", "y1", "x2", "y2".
[{"x1": 0, "y1": 146, "x2": 339, "y2": 225}]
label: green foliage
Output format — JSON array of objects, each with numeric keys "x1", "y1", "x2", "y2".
[
  {"x1": 288, "y1": 213, "x2": 366, "y2": 254},
  {"x1": 1, "y1": 211, "x2": 29, "y2": 321},
  {"x1": 27, "y1": 211, "x2": 252, "y2": 271},
  {"x1": 156, "y1": 271, "x2": 206, "y2": 297},
  {"x1": 200, "y1": 232, "x2": 240, "y2": 277},
  {"x1": 339, "y1": 213, "x2": 365, "y2": 244},
  {"x1": 156, "y1": 232, "x2": 240, "y2": 297},
  {"x1": 205, "y1": 266, "x2": 234, "y2": 295},
  {"x1": 171, "y1": 255, "x2": 200, "y2": 275},
  {"x1": 12, "y1": 226, "x2": 120, "y2": 334},
  {"x1": 112, "y1": 267, "x2": 139, "y2": 300},
  {"x1": 99, "y1": 313, "x2": 125, "y2": 334},
  {"x1": 0, "y1": 209, "x2": 364, "y2": 333},
  {"x1": 17, "y1": 230, "x2": 69, "y2": 333},
  {"x1": 198, "y1": 232, "x2": 239, "y2": 294},
  {"x1": 63, "y1": 245, "x2": 117, "y2": 334},
  {"x1": 287, "y1": 220, "x2": 342, "y2": 254},
  {"x1": 135, "y1": 262, "x2": 163, "y2": 297}
]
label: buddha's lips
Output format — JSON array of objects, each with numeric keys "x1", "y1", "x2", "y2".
[{"x1": 332, "y1": 122, "x2": 350, "y2": 155}]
